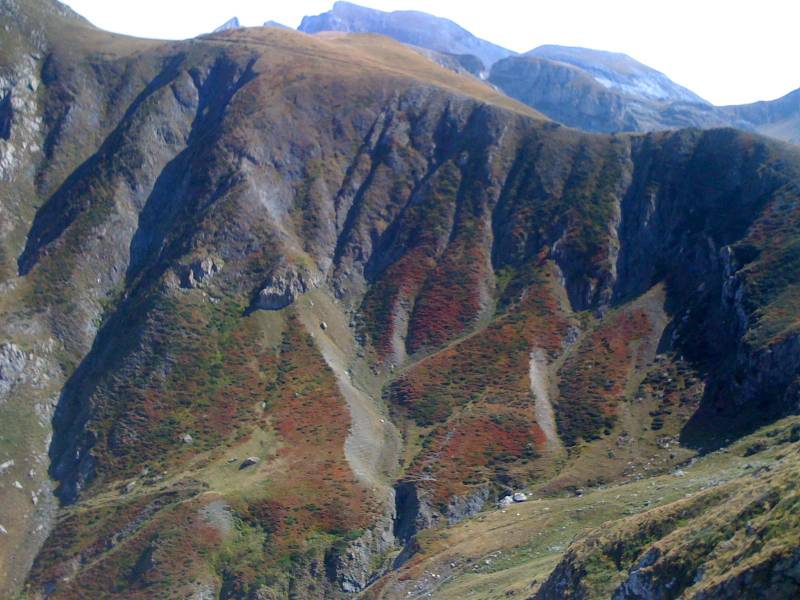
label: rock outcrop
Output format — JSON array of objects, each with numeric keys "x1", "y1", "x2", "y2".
[{"x1": 253, "y1": 265, "x2": 321, "y2": 310}]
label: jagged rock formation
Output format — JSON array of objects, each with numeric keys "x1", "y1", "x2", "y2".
[{"x1": 0, "y1": 1, "x2": 799, "y2": 599}]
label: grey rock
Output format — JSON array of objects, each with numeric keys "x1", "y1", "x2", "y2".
[
  {"x1": 240, "y1": 456, "x2": 260, "y2": 469},
  {"x1": 188, "y1": 583, "x2": 217, "y2": 600},
  {"x1": 179, "y1": 256, "x2": 222, "y2": 289},
  {"x1": 327, "y1": 503, "x2": 397, "y2": 593},
  {"x1": 0, "y1": 343, "x2": 27, "y2": 399},
  {"x1": 200, "y1": 500, "x2": 233, "y2": 536},
  {"x1": 254, "y1": 265, "x2": 321, "y2": 311},
  {"x1": 611, "y1": 547, "x2": 663, "y2": 600}
]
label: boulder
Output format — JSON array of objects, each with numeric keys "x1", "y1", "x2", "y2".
[
  {"x1": 240, "y1": 456, "x2": 260, "y2": 469},
  {"x1": 498, "y1": 495, "x2": 514, "y2": 508},
  {"x1": 180, "y1": 256, "x2": 223, "y2": 289},
  {"x1": 512, "y1": 492, "x2": 527, "y2": 502}
]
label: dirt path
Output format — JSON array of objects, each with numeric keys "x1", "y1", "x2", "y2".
[{"x1": 529, "y1": 348, "x2": 559, "y2": 451}]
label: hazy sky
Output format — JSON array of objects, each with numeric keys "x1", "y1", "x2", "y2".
[{"x1": 61, "y1": 0, "x2": 799, "y2": 106}]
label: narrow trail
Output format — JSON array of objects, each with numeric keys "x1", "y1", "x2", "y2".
[{"x1": 529, "y1": 348, "x2": 560, "y2": 451}]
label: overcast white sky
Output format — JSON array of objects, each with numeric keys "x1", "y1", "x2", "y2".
[{"x1": 62, "y1": 0, "x2": 799, "y2": 106}]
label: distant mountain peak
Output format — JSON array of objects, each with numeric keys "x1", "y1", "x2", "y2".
[
  {"x1": 528, "y1": 44, "x2": 708, "y2": 105},
  {"x1": 298, "y1": 1, "x2": 514, "y2": 68},
  {"x1": 263, "y1": 20, "x2": 290, "y2": 30},
  {"x1": 212, "y1": 17, "x2": 241, "y2": 33}
]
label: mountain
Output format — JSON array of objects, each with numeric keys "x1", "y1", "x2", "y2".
[
  {"x1": 263, "y1": 20, "x2": 291, "y2": 30},
  {"x1": 298, "y1": 1, "x2": 513, "y2": 70},
  {"x1": 721, "y1": 86, "x2": 800, "y2": 144},
  {"x1": 490, "y1": 53, "x2": 704, "y2": 134},
  {"x1": 1, "y1": 2, "x2": 800, "y2": 599},
  {"x1": 213, "y1": 17, "x2": 241, "y2": 33},
  {"x1": 529, "y1": 45, "x2": 709, "y2": 105},
  {"x1": 490, "y1": 45, "x2": 800, "y2": 143},
  {"x1": 295, "y1": 7, "x2": 800, "y2": 144}
]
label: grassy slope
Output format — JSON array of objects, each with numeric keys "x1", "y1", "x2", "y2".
[
  {"x1": 207, "y1": 28, "x2": 544, "y2": 122},
  {"x1": 365, "y1": 416, "x2": 800, "y2": 600}
]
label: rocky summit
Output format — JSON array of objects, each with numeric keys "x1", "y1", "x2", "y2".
[
  {"x1": 0, "y1": 1, "x2": 799, "y2": 599},
  {"x1": 298, "y1": 1, "x2": 514, "y2": 73}
]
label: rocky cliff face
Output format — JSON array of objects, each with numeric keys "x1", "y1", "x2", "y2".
[
  {"x1": 1, "y1": 2, "x2": 800, "y2": 599},
  {"x1": 490, "y1": 48, "x2": 800, "y2": 143}
]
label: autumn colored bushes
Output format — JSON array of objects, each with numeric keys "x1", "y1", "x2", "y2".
[
  {"x1": 556, "y1": 308, "x2": 654, "y2": 446},
  {"x1": 390, "y1": 268, "x2": 571, "y2": 500}
]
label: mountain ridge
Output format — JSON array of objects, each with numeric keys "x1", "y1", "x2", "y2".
[
  {"x1": 208, "y1": 3, "x2": 800, "y2": 143},
  {"x1": 291, "y1": 2, "x2": 800, "y2": 143}
]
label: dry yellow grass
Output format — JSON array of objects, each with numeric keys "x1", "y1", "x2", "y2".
[{"x1": 201, "y1": 27, "x2": 547, "y2": 120}]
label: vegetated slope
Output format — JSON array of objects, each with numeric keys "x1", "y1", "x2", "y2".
[
  {"x1": 1, "y1": 1, "x2": 800, "y2": 599},
  {"x1": 367, "y1": 417, "x2": 800, "y2": 599},
  {"x1": 298, "y1": 1, "x2": 513, "y2": 72},
  {"x1": 490, "y1": 46, "x2": 800, "y2": 144},
  {"x1": 536, "y1": 419, "x2": 800, "y2": 600}
]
